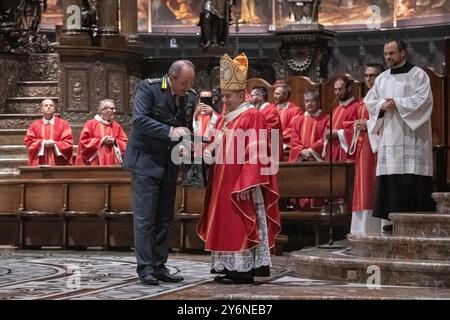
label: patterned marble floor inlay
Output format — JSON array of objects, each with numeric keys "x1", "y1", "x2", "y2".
[{"x1": 0, "y1": 250, "x2": 214, "y2": 300}]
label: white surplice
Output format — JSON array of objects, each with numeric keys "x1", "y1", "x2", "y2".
[{"x1": 364, "y1": 64, "x2": 433, "y2": 177}]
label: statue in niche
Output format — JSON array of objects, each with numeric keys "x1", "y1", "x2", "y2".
[
  {"x1": 15, "y1": 0, "x2": 48, "y2": 33},
  {"x1": 287, "y1": 0, "x2": 320, "y2": 25},
  {"x1": 198, "y1": 0, "x2": 233, "y2": 48}
]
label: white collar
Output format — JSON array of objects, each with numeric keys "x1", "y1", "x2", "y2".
[
  {"x1": 305, "y1": 109, "x2": 322, "y2": 117},
  {"x1": 43, "y1": 116, "x2": 55, "y2": 125},
  {"x1": 224, "y1": 101, "x2": 254, "y2": 123},
  {"x1": 276, "y1": 102, "x2": 289, "y2": 109},
  {"x1": 95, "y1": 114, "x2": 112, "y2": 126},
  {"x1": 258, "y1": 102, "x2": 270, "y2": 111},
  {"x1": 340, "y1": 96, "x2": 355, "y2": 107}
]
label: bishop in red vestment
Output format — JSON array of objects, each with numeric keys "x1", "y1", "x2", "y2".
[
  {"x1": 197, "y1": 53, "x2": 281, "y2": 284},
  {"x1": 76, "y1": 99, "x2": 128, "y2": 165},
  {"x1": 24, "y1": 99, "x2": 73, "y2": 166}
]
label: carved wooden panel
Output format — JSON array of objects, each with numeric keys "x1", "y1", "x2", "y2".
[
  {"x1": 25, "y1": 184, "x2": 65, "y2": 212},
  {"x1": 65, "y1": 68, "x2": 90, "y2": 112},
  {"x1": 110, "y1": 183, "x2": 131, "y2": 212},
  {"x1": 107, "y1": 69, "x2": 126, "y2": 114},
  {"x1": 68, "y1": 183, "x2": 107, "y2": 213},
  {"x1": 0, "y1": 184, "x2": 21, "y2": 213}
]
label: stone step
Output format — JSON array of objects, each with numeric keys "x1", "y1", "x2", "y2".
[
  {"x1": 347, "y1": 233, "x2": 450, "y2": 261},
  {"x1": 390, "y1": 212, "x2": 450, "y2": 238},
  {"x1": 6, "y1": 97, "x2": 59, "y2": 114},
  {"x1": 0, "y1": 129, "x2": 28, "y2": 145},
  {"x1": 0, "y1": 114, "x2": 42, "y2": 131},
  {"x1": 14, "y1": 81, "x2": 59, "y2": 97},
  {"x1": 0, "y1": 145, "x2": 27, "y2": 158},
  {"x1": 432, "y1": 193, "x2": 450, "y2": 214},
  {"x1": 0, "y1": 158, "x2": 27, "y2": 177},
  {"x1": 291, "y1": 246, "x2": 450, "y2": 288}
]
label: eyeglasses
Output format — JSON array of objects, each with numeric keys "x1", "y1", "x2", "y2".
[{"x1": 364, "y1": 74, "x2": 379, "y2": 78}]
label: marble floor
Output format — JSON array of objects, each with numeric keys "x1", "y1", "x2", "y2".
[{"x1": 1, "y1": 247, "x2": 450, "y2": 300}]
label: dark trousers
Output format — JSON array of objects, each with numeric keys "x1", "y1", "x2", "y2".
[
  {"x1": 132, "y1": 173, "x2": 177, "y2": 278},
  {"x1": 373, "y1": 174, "x2": 435, "y2": 220}
]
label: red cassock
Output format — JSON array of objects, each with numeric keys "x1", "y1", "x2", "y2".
[
  {"x1": 75, "y1": 119, "x2": 128, "y2": 165},
  {"x1": 24, "y1": 117, "x2": 74, "y2": 166},
  {"x1": 344, "y1": 102, "x2": 377, "y2": 211},
  {"x1": 323, "y1": 99, "x2": 359, "y2": 162},
  {"x1": 259, "y1": 103, "x2": 283, "y2": 161},
  {"x1": 277, "y1": 102, "x2": 302, "y2": 145},
  {"x1": 288, "y1": 111, "x2": 329, "y2": 209},
  {"x1": 288, "y1": 111, "x2": 329, "y2": 162},
  {"x1": 197, "y1": 108, "x2": 281, "y2": 253}
]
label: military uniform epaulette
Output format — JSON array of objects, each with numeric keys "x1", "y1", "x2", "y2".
[{"x1": 146, "y1": 78, "x2": 162, "y2": 85}]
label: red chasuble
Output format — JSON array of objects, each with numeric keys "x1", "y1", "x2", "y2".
[
  {"x1": 277, "y1": 102, "x2": 302, "y2": 145},
  {"x1": 323, "y1": 98, "x2": 359, "y2": 162},
  {"x1": 75, "y1": 118, "x2": 128, "y2": 165},
  {"x1": 344, "y1": 103, "x2": 377, "y2": 211},
  {"x1": 288, "y1": 111, "x2": 329, "y2": 162},
  {"x1": 24, "y1": 117, "x2": 74, "y2": 166},
  {"x1": 197, "y1": 107, "x2": 281, "y2": 253}
]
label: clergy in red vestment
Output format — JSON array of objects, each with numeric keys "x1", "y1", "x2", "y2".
[
  {"x1": 322, "y1": 76, "x2": 359, "y2": 162},
  {"x1": 250, "y1": 86, "x2": 283, "y2": 161},
  {"x1": 24, "y1": 99, "x2": 74, "y2": 166},
  {"x1": 288, "y1": 90, "x2": 329, "y2": 209},
  {"x1": 273, "y1": 83, "x2": 302, "y2": 150},
  {"x1": 76, "y1": 99, "x2": 128, "y2": 165},
  {"x1": 346, "y1": 64, "x2": 384, "y2": 234},
  {"x1": 289, "y1": 90, "x2": 329, "y2": 162},
  {"x1": 197, "y1": 53, "x2": 281, "y2": 285}
]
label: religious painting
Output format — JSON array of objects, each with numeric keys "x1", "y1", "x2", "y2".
[{"x1": 38, "y1": 0, "x2": 450, "y2": 32}]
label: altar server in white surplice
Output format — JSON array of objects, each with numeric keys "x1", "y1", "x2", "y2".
[{"x1": 364, "y1": 38, "x2": 435, "y2": 232}]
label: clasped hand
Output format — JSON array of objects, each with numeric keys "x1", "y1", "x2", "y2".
[
  {"x1": 381, "y1": 98, "x2": 396, "y2": 111},
  {"x1": 103, "y1": 135, "x2": 115, "y2": 145}
]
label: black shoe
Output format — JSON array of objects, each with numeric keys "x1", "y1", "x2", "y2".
[
  {"x1": 155, "y1": 271, "x2": 184, "y2": 283},
  {"x1": 140, "y1": 273, "x2": 159, "y2": 286},
  {"x1": 383, "y1": 224, "x2": 393, "y2": 232},
  {"x1": 214, "y1": 275, "x2": 253, "y2": 284}
]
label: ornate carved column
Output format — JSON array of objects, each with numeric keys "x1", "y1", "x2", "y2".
[
  {"x1": 275, "y1": 27, "x2": 336, "y2": 82},
  {"x1": 119, "y1": 0, "x2": 143, "y2": 51},
  {"x1": 60, "y1": 0, "x2": 91, "y2": 46},
  {"x1": 97, "y1": 0, "x2": 126, "y2": 48},
  {"x1": 97, "y1": 0, "x2": 119, "y2": 35}
]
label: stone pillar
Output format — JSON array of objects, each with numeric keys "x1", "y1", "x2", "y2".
[
  {"x1": 97, "y1": 0, "x2": 119, "y2": 35},
  {"x1": 60, "y1": 0, "x2": 91, "y2": 46}
]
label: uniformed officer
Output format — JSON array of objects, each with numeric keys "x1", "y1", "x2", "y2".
[{"x1": 123, "y1": 60, "x2": 197, "y2": 286}]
